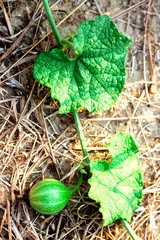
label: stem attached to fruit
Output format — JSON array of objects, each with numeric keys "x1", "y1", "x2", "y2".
[
  {"x1": 121, "y1": 219, "x2": 142, "y2": 240},
  {"x1": 71, "y1": 172, "x2": 83, "y2": 193},
  {"x1": 42, "y1": 0, "x2": 62, "y2": 48},
  {"x1": 73, "y1": 110, "x2": 89, "y2": 164}
]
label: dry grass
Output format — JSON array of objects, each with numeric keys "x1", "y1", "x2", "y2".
[{"x1": 0, "y1": 0, "x2": 160, "y2": 239}]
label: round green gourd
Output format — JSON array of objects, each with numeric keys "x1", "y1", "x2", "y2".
[{"x1": 29, "y1": 179, "x2": 72, "y2": 215}]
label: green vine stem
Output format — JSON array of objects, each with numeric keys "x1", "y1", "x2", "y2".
[
  {"x1": 42, "y1": 0, "x2": 62, "y2": 47},
  {"x1": 121, "y1": 219, "x2": 142, "y2": 240},
  {"x1": 73, "y1": 110, "x2": 89, "y2": 164},
  {"x1": 42, "y1": 0, "x2": 89, "y2": 165},
  {"x1": 41, "y1": 0, "x2": 89, "y2": 164},
  {"x1": 70, "y1": 172, "x2": 83, "y2": 193}
]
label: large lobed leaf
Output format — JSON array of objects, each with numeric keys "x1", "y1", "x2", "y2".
[
  {"x1": 34, "y1": 15, "x2": 131, "y2": 113},
  {"x1": 88, "y1": 132, "x2": 143, "y2": 226}
]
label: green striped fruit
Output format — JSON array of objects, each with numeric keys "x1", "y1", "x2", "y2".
[{"x1": 29, "y1": 179, "x2": 72, "y2": 215}]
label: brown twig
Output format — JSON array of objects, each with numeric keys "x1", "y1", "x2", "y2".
[
  {"x1": 6, "y1": 200, "x2": 12, "y2": 240},
  {"x1": 1, "y1": 1, "x2": 14, "y2": 36},
  {"x1": 146, "y1": 0, "x2": 157, "y2": 94},
  {"x1": 40, "y1": 104, "x2": 60, "y2": 177},
  {"x1": 0, "y1": 21, "x2": 35, "y2": 62},
  {"x1": 112, "y1": 0, "x2": 149, "y2": 19},
  {"x1": 93, "y1": 0, "x2": 103, "y2": 16}
]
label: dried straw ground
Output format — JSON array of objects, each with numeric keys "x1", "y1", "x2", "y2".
[{"x1": 0, "y1": 0, "x2": 160, "y2": 239}]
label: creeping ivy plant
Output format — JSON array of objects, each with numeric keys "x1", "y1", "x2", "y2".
[{"x1": 30, "y1": 1, "x2": 143, "y2": 239}]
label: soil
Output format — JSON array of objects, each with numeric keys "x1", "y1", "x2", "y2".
[{"x1": 0, "y1": 0, "x2": 160, "y2": 239}]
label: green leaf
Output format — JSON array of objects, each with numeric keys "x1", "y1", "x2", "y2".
[
  {"x1": 88, "y1": 132, "x2": 143, "y2": 226},
  {"x1": 34, "y1": 15, "x2": 131, "y2": 113}
]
